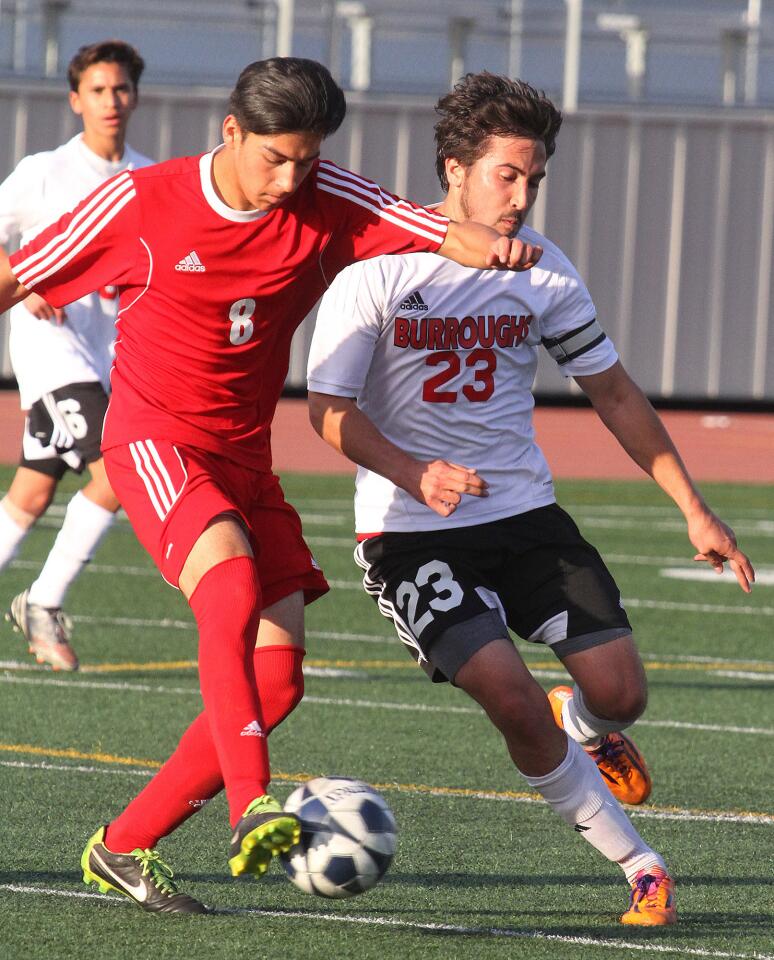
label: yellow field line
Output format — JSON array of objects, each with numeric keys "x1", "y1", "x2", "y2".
[
  {"x1": 2, "y1": 741, "x2": 772, "y2": 825},
  {"x1": 80, "y1": 660, "x2": 197, "y2": 674},
  {"x1": 67, "y1": 657, "x2": 774, "y2": 675}
]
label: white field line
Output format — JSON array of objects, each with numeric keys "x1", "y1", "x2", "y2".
[
  {"x1": 1, "y1": 674, "x2": 771, "y2": 737},
  {"x1": 5, "y1": 619, "x2": 774, "y2": 675},
  {"x1": 1, "y1": 755, "x2": 772, "y2": 829},
  {"x1": 624, "y1": 597, "x2": 774, "y2": 617},
  {"x1": 0, "y1": 884, "x2": 772, "y2": 960},
  {"x1": 662, "y1": 568, "x2": 774, "y2": 586},
  {"x1": 576, "y1": 517, "x2": 774, "y2": 537}
]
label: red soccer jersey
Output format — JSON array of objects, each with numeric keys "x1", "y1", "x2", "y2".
[{"x1": 10, "y1": 149, "x2": 448, "y2": 470}]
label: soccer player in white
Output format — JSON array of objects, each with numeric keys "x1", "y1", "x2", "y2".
[
  {"x1": 0, "y1": 40, "x2": 152, "y2": 671},
  {"x1": 308, "y1": 73, "x2": 754, "y2": 925}
]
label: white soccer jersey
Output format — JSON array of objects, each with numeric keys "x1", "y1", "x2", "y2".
[
  {"x1": 0, "y1": 134, "x2": 153, "y2": 407},
  {"x1": 308, "y1": 224, "x2": 619, "y2": 534}
]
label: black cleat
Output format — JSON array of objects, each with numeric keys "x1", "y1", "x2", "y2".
[
  {"x1": 81, "y1": 826, "x2": 209, "y2": 914},
  {"x1": 228, "y1": 794, "x2": 301, "y2": 877}
]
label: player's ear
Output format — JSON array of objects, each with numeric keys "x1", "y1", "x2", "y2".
[
  {"x1": 445, "y1": 157, "x2": 466, "y2": 189},
  {"x1": 69, "y1": 90, "x2": 83, "y2": 117},
  {"x1": 222, "y1": 115, "x2": 243, "y2": 147}
]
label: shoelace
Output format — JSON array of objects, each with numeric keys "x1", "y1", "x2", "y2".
[
  {"x1": 631, "y1": 872, "x2": 667, "y2": 908},
  {"x1": 50, "y1": 609, "x2": 73, "y2": 644},
  {"x1": 591, "y1": 736, "x2": 631, "y2": 778},
  {"x1": 135, "y1": 849, "x2": 179, "y2": 896}
]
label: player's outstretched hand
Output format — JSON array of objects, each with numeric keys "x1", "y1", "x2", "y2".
[
  {"x1": 24, "y1": 292, "x2": 66, "y2": 324},
  {"x1": 688, "y1": 510, "x2": 755, "y2": 593},
  {"x1": 486, "y1": 236, "x2": 543, "y2": 271},
  {"x1": 416, "y1": 460, "x2": 488, "y2": 517}
]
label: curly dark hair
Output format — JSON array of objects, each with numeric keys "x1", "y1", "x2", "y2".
[
  {"x1": 67, "y1": 40, "x2": 144, "y2": 92},
  {"x1": 434, "y1": 73, "x2": 562, "y2": 191},
  {"x1": 230, "y1": 58, "x2": 346, "y2": 139}
]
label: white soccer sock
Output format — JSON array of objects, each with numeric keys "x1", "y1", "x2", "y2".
[
  {"x1": 0, "y1": 497, "x2": 32, "y2": 571},
  {"x1": 522, "y1": 737, "x2": 665, "y2": 884},
  {"x1": 28, "y1": 491, "x2": 115, "y2": 608},
  {"x1": 560, "y1": 686, "x2": 629, "y2": 746}
]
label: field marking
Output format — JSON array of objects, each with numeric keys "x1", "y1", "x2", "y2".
[
  {"x1": 1, "y1": 742, "x2": 772, "y2": 826},
  {"x1": 662, "y1": 568, "x2": 774, "y2": 586},
  {"x1": 1, "y1": 674, "x2": 771, "y2": 738},
  {"x1": 2, "y1": 647, "x2": 772, "y2": 678},
  {"x1": 1, "y1": 885, "x2": 772, "y2": 960},
  {"x1": 2, "y1": 635, "x2": 773, "y2": 679}
]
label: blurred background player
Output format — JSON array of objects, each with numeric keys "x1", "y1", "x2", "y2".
[
  {"x1": 0, "y1": 58, "x2": 541, "y2": 913},
  {"x1": 0, "y1": 39, "x2": 152, "y2": 672},
  {"x1": 307, "y1": 72, "x2": 754, "y2": 925}
]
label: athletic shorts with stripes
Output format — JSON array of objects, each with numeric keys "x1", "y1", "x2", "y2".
[
  {"x1": 355, "y1": 503, "x2": 631, "y2": 683},
  {"x1": 21, "y1": 380, "x2": 108, "y2": 478},
  {"x1": 104, "y1": 439, "x2": 329, "y2": 603}
]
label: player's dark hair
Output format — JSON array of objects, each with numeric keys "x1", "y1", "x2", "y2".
[
  {"x1": 229, "y1": 58, "x2": 346, "y2": 138},
  {"x1": 67, "y1": 40, "x2": 145, "y2": 92},
  {"x1": 434, "y1": 73, "x2": 562, "y2": 191}
]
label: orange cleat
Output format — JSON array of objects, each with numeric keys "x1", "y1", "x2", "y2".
[
  {"x1": 621, "y1": 867, "x2": 677, "y2": 926},
  {"x1": 547, "y1": 686, "x2": 652, "y2": 805}
]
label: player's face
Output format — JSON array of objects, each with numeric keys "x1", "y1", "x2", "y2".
[
  {"x1": 69, "y1": 62, "x2": 137, "y2": 142},
  {"x1": 223, "y1": 120, "x2": 322, "y2": 212},
  {"x1": 449, "y1": 135, "x2": 547, "y2": 236}
]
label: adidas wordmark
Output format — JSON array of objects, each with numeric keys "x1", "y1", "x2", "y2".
[{"x1": 175, "y1": 250, "x2": 206, "y2": 273}]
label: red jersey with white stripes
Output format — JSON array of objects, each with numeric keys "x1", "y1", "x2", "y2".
[{"x1": 10, "y1": 148, "x2": 448, "y2": 469}]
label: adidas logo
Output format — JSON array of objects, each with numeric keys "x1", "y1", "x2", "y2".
[
  {"x1": 175, "y1": 250, "x2": 206, "y2": 273},
  {"x1": 240, "y1": 719, "x2": 264, "y2": 737},
  {"x1": 399, "y1": 291, "x2": 428, "y2": 312}
]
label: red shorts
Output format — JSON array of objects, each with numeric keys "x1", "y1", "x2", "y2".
[{"x1": 104, "y1": 439, "x2": 329, "y2": 605}]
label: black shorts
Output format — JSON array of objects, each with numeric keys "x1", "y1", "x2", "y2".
[
  {"x1": 21, "y1": 381, "x2": 109, "y2": 479},
  {"x1": 355, "y1": 504, "x2": 631, "y2": 683}
]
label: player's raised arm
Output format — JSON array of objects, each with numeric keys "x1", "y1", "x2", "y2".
[
  {"x1": 308, "y1": 392, "x2": 487, "y2": 517},
  {"x1": 439, "y1": 219, "x2": 543, "y2": 271},
  {"x1": 576, "y1": 360, "x2": 755, "y2": 592}
]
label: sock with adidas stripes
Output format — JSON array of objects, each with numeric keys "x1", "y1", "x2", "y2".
[
  {"x1": 28, "y1": 491, "x2": 115, "y2": 608},
  {"x1": 522, "y1": 736, "x2": 666, "y2": 883}
]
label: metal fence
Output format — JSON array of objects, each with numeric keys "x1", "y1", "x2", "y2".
[{"x1": 1, "y1": 79, "x2": 772, "y2": 401}]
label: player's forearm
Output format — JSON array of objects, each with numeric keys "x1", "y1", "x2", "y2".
[
  {"x1": 308, "y1": 392, "x2": 423, "y2": 492},
  {"x1": 581, "y1": 364, "x2": 707, "y2": 521},
  {"x1": 439, "y1": 221, "x2": 500, "y2": 268},
  {"x1": 0, "y1": 254, "x2": 30, "y2": 314}
]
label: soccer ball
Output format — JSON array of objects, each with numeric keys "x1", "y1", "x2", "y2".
[{"x1": 280, "y1": 776, "x2": 397, "y2": 898}]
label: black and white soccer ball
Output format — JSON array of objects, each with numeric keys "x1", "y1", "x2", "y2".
[{"x1": 280, "y1": 776, "x2": 397, "y2": 898}]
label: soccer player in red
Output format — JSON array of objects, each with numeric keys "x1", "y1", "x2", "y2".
[{"x1": 0, "y1": 58, "x2": 543, "y2": 913}]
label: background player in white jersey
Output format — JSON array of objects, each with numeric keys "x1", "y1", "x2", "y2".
[
  {"x1": 307, "y1": 73, "x2": 754, "y2": 926},
  {"x1": 0, "y1": 40, "x2": 152, "y2": 671}
]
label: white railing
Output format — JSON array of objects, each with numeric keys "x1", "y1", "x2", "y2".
[{"x1": 1, "y1": 81, "x2": 772, "y2": 402}]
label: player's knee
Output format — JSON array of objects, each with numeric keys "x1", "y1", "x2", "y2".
[
  {"x1": 585, "y1": 680, "x2": 647, "y2": 725},
  {"x1": 613, "y1": 685, "x2": 647, "y2": 724},
  {"x1": 189, "y1": 556, "x2": 262, "y2": 638}
]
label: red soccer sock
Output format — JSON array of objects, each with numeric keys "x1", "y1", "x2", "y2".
[
  {"x1": 253, "y1": 644, "x2": 305, "y2": 733},
  {"x1": 105, "y1": 642, "x2": 305, "y2": 851},
  {"x1": 106, "y1": 711, "x2": 221, "y2": 853},
  {"x1": 190, "y1": 556, "x2": 270, "y2": 824}
]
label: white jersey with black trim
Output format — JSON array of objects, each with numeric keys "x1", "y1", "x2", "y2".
[
  {"x1": 308, "y1": 224, "x2": 619, "y2": 534},
  {"x1": 0, "y1": 134, "x2": 153, "y2": 407}
]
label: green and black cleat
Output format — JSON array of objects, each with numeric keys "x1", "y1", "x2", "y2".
[
  {"x1": 81, "y1": 826, "x2": 209, "y2": 914},
  {"x1": 228, "y1": 794, "x2": 301, "y2": 877}
]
